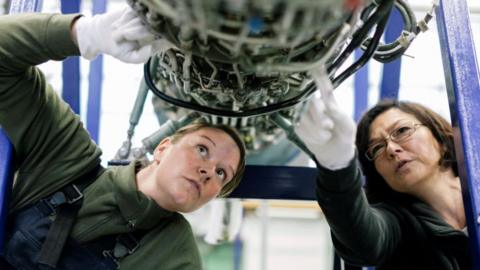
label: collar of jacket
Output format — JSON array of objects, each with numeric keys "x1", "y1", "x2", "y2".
[
  {"x1": 114, "y1": 161, "x2": 173, "y2": 230},
  {"x1": 405, "y1": 199, "x2": 468, "y2": 250}
]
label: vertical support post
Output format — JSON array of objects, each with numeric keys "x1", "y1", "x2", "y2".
[
  {"x1": 379, "y1": 7, "x2": 402, "y2": 100},
  {"x1": 8, "y1": 0, "x2": 42, "y2": 13},
  {"x1": 436, "y1": 0, "x2": 480, "y2": 269},
  {"x1": 233, "y1": 234, "x2": 243, "y2": 270},
  {"x1": 60, "y1": 0, "x2": 81, "y2": 113},
  {"x1": 259, "y1": 201, "x2": 268, "y2": 270},
  {"x1": 86, "y1": 0, "x2": 107, "y2": 143},
  {"x1": 353, "y1": 49, "x2": 369, "y2": 122}
]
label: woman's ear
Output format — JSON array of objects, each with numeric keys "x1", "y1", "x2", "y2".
[
  {"x1": 437, "y1": 142, "x2": 450, "y2": 170},
  {"x1": 153, "y1": 137, "x2": 171, "y2": 163}
]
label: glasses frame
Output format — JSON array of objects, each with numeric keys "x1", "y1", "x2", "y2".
[{"x1": 365, "y1": 121, "x2": 424, "y2": 161}]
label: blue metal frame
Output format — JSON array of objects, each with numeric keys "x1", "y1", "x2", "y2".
[
  {"x1": 86, "y1": 0, "x2": 107, "y2": 143},
  {"x1": 436, "y1": 0, "x2": 480, "y2": 268},
  {"x1": 228, "y1": 165, "x2": 317, "y2": 200},
  {"x1": 8, "y1": 0, "x2": 42, "y2": 13},
  {"x1": 353, "y1": 49, "x2": 369, "y2": 122},
  {"x1": 60, "y1": 0, "x2": 81, "y2": 114}
]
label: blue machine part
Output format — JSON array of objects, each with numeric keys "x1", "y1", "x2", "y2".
[
  {"x1": 436, "y1": 0, "x2": 480, "y2": 268},
  {"x1": 248, "y1": 16, "x2": 264, "y2": 34}
]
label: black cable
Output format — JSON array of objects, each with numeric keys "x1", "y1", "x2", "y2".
[
  {"x1": 328, "y1": 0, "x2": 394, "y2": 87},
  {"x1": 144, "y1": 58, "x2": 315, "y2": 117},
  {"x1": 327, "y1": 0, "x2": 395, "y2": 76},
  {"x1": 361, "y1": 0, "x2": 417, "y2": 63}
]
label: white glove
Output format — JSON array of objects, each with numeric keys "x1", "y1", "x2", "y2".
[
  {"x1": 295, "y1": 69, "x2": 356, "y2": 170},
  {"x1": 74, "y1": 6, "x2": 163, "y2": 64}
]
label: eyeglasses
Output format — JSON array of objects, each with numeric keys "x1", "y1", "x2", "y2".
[{"x1": 365, "y1": 121, "x2": 424, "y2": 161}]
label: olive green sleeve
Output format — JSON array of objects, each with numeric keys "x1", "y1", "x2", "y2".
[
  {"x1": 315, "y1": 159, "x2": 402, "y2": 266},
  {"x1": 0, "y1": 13, "x2": 101, "y2": 211}
]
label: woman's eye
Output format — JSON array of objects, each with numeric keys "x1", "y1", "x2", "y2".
[
  {"x1": 370, "y1": 143, "x2": 385, "y2": 156},
  {"x1": 197, "y1": 145, "x2": 208, "y2": 156},
  {"x1": 216, "y1": 169, "x2": 226, "y2": 181},
  {"x1": 395, "y1": 126, "x2": 412, "y2": 135}
]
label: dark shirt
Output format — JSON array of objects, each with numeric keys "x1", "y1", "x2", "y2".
[{"x1": 315, "y1": 159, "x2": 469, "y2": 270}]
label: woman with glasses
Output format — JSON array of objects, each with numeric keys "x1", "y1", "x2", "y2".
[{"x1": 295, "y1": 93, "x2": 468, "y2": 269}]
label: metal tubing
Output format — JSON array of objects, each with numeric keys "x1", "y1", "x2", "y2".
[{"x1": 141, "y1": 112, "x2": 200, "y2": 154}]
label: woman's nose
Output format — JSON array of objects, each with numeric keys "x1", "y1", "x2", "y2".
[
  {"x1": 199, "y1": 163, "x2": 215, "y2": 182},
  {"x1": 198, "y1": 169, "x2": 210, "y2": 183},
  {"x1": 385, "y1": 140, "x2": 403, "y2": 159}
]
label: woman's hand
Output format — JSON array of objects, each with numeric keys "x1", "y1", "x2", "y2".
[
  {"x1": 72, "y1": 6, "x2": 171, "y2": 64},
  {"x1": 295, "y1": 70, "x2": 357, "y2": 170}
]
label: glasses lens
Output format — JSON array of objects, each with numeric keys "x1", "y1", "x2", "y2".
[
  {"x1": 391, "y1": 122, "x2": 415, "y2": 142},
  {"x1": 367, "y1": 143, "x2": 385, "y2": 160}
]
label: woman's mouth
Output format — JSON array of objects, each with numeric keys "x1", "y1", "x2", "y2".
[
  {"x1": 395, "y1": 160, "x2": 411, "y2": 173},
  {"x1": 185, "y1": 177, "x2": 201, "y2": 197}
]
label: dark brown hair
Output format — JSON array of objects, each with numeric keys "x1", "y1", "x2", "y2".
[
  {"x1": 170, "y1": 121, "x2": 246, "y2": 197},
  {"x1": 356, "y1": 100, "x2": 457, "y2": 203}
]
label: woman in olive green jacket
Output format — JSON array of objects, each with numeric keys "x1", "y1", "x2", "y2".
[{"x1": 0, "y1": 7, "x2": 245, "y2": 270}]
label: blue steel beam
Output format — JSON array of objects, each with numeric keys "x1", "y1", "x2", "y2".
[
  {"x1": 228, "y1": 165, "x2": 317, "y2": 200},
  {"x1": 436, "y1": 0, "x2": 480, "y2": 268},
  {"x1": 354, "y1": 49, "x2": 369, "y2": 122},
  {"x1": 86, "y1": 0, "x2": 107, "y2": 143},
  {"x1": 380, "y1": 7, "x2": 402, "y2": 100},
  {"x1": 60, "y1": 0, "x2": 81, "y2": 113}
]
